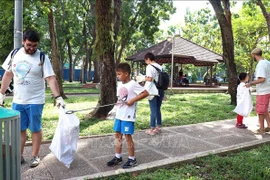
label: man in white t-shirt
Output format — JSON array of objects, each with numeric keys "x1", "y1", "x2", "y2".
[
  {"x1": 246, "y1": 48, "x2": 270, "y2": 134},
  {"x1": 0, "y1": 29, "x2": 65, "y2": 167}
]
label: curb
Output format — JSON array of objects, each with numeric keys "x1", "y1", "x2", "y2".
[{"x1": 65, "y1": 139, "x2": 270, "y2": 180}]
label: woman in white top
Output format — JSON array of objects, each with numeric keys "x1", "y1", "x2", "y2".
[{"x1": 144, "y1": 52, "x2": 164, "y2": 135}]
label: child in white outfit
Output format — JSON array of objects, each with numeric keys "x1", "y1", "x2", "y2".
[{"x1": 235, "y1": 72, "x2": 251, "y2": 128}]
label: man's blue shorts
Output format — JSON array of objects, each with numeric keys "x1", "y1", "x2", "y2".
[
  {"x1": 12, "y1": 103, "x2": 44, "y2": 132},
  {"x1": 113, "y1": 119, "x2": 134, "y2": 134}
]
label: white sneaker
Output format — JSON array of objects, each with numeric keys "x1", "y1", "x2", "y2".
[{"x1": 30, "y1": 156, "x2": 40, "y2": 168}]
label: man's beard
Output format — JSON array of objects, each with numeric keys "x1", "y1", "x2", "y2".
[
  {"x1": 24, "y1": 47, "x2": 37, "y2": 55},
  {"x1": 253, "y1": 57, "x2": 257, "y2": 62}
]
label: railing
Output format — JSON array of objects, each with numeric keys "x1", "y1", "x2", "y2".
[{"x1": 0, "y1": 107, "x2": 20, "y2": 180}]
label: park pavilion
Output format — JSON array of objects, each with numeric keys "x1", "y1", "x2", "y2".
[{"x1": 125, "y1": 36, "x2": 223, "y2": 87}]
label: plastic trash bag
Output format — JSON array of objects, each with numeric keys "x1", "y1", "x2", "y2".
[
  {"x1": 49, "y1": 107, "x2": 80, "y2": 168},
  {"x1": 144, "y1": 81, "x2": 159, "y2": 100},
  {"x1": 233, "y1": 88, "x2": 253, "y2": 117},
  {"x1": 107, "y1": 105, "x2": 117, "y2": 120}
]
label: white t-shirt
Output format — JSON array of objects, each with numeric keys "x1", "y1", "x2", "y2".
[
  {"x1": 254, "y1": 59, "x2": 270, "y2": 95},
  {"x1": 115, "y1": 80, "x2": 145, "y2": 122},
  {"x1": 146, "y1": 63, "x2": 162, "y2": 82},
  {"x1": 237, "y1": 82, "x2": 247, "y2": 105},
  {"x1": 2, "y1": 48, "x2": 55, "y2": 104}
]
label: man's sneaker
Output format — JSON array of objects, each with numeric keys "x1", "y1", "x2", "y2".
[
  {"x1": 236, "y1": 123, "x2": 248, "y2": 129},
  {"x1": 107, "y1": 157, "x2": 122, "y2": 167},
  {"x1": 30, "y1": 156, "x2": 40, "y2": 168},
  {"x1": 21, "y1": 156, "x2": 25, "y2": 165},
  {"x1": 122, "y1": 158, "x2": 138, "y2": 169}
]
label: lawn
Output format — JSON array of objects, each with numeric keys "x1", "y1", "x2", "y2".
[
  {"x1": 3, "y1": 92, "x2": 256, "y2": 140},
  {"x1": 45, "y1": 81, "x2": 100, "y2": 95}
]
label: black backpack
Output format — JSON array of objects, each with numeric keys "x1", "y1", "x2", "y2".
[
  {"x1": 8, "y1": 48, "x2": 46, "y2": 77},
  {"x1": 151, "y1": 64, "x2": 169, "y2": 90}
]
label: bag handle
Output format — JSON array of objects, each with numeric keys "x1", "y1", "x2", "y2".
[{"x1": 150, "y1": 64, "x2": 161, "y2": 72}]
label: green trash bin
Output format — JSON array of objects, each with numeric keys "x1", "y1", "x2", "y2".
[{"x1": 0, "y1": 107, "x2": 20, "y2": 180}]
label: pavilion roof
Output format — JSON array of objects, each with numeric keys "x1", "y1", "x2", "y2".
[{"x1": 125, "y1": 36, "x2": 223, "y2": 66}]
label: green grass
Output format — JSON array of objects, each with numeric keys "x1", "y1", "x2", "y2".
[
  {"x1": 45, "y1": 87, "x2": 99, "y2": 94},
  {"x1": 45, "y1": 81, "x2": 100, "y2": 95},
  {"x1": 3, "y1": 93, "x2": 256, "y2": 140},
  {"x1": 97, "y1": 144, "x2": 270, "y2": 180}
]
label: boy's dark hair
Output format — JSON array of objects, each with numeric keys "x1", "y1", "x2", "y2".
[
  {"x1": 116, "y1": 62, "x2": 131, "y2": 75},
  {"x1": 237, "y1": 72, "x2": 248, "y2": 85},
  {"x1": 23, "y1": 29, "x2": 40, "y2": 42},
  {"x1": 144, "y1": 52, "x2": 155, "y2": 61}
]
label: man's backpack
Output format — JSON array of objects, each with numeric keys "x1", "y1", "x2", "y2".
[
  {"x1": 8, "y1": 48, "x2": 46, "y2": 77},
  {"x1": 151, "y1": 64, "x2": 170, "y2": 90}
]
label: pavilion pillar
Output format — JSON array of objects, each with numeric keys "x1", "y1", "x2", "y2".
[{"x1": 210, "y1": 65, "x2": 213, "y2": 86}]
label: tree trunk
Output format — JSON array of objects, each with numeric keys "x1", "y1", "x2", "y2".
[
  {"x1": 257, "y1": 0, "x2": 270, "y2": 42},
  {"x1": 115, "y1": 3, "x2": 141, "y2": 64},
  {"x1": 80, "y1": 60, "x2": 85, "y2": 83},
  {"x1": 88, "y1": 55, "x2": 92, "y2": 81},
  {"x1": 116, "y1": 39, "x2": 127, "y2": 65},
  {"x1": 66, "y1": 38, "x2": 73, "y2": 82},
  {"x1": 45, "y1": 0, "x2": 66, "y2": 99},
  {"x1": 88, "y1": 0, "x2": 97, "y2": 83},
  {"x1": 83, "y1": 48, "x2": 91, "y2": 83},
  {"x1": 209, "y1": 0, "x2": 237, "y2": 105},
  {"x1": 93, "y1": 60, "x2": 100, "y2": 83},
  {"x1": 113, "y1": 0, "x2": 122, "y2": 66},
  {"x1": 81, "y1": 15, "x2": 92, "y2": 84},
  {"x1": 91, "y1": 0, "x2": 116, "y2": 118}
]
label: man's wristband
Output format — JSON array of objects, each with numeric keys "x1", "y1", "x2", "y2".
[{"x1": 54, "y1": 95, "x2": 61, "y2": 99}]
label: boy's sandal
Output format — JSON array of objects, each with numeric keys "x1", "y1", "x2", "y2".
[{"x1": 145, "y1": 129, "x2": 156, "y2": 135}]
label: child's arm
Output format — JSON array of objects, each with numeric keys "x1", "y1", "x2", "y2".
[{"x1": 126, "y1": 90, "x2": 149, "y2": 106}]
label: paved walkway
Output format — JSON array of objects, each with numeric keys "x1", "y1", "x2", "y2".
[{"x1": 21, "y1": 117, "x2": 270, "y2": 180}]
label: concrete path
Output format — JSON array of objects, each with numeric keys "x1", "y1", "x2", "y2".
[{"x1": 21, "y1": 117, "x2": 270, "y2": 180}]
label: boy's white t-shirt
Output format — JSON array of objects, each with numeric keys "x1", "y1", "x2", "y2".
[
  {"x1": 146, "y1": 63, "x2": 162, "y2": 82},
  {"x1": 115, "y1": 80, "x2": 145, "y2": 122},
  {"x1": 254, "y1": 59, "x2": 270, "y2": 95},
  {"x1": 2, "y1": 48, "x2": 55, "y2": 104}
]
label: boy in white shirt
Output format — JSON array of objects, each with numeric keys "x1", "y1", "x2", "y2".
[{"x1": 107, "y1": 63, "x2": 148, "y2": 168}]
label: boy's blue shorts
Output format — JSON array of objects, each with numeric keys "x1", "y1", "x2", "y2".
[
  {"x1": 12, "y1": 103, "x2": 44, "y2": 132},
  {"x1": 113, "y1": 119, "x2": 134, "y2": 134}
]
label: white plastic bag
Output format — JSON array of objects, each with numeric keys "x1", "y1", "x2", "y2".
[
  {"x1": 144, "y1": 81, "x2": 159, "y2": 100},
  {"x1": 233, "y1": 88, "x2": 253, "y2": 117},
  {"x1": 49, "y1": 107, "x2": 80, "y2": 168},
  {"x1": 107, "y1": 105, "x2": 117, "y2": 120}
]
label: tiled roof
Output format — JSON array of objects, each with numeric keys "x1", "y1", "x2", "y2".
[{"x1": 126, "y1": 36, "x2": 223, "y2": 65}]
